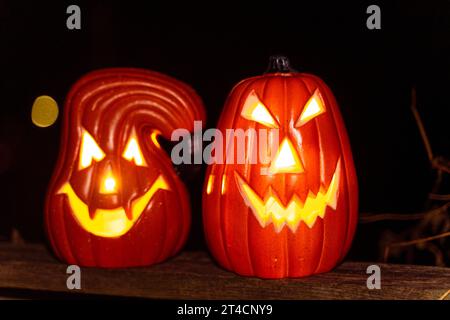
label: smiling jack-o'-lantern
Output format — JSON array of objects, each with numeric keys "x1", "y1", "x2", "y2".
[
  {"x1": 45, "y1": 68, "x2": 205, "y2": 267},
  {"x1": 203, "y1": 56, "x2": 358, "y2": 278}
]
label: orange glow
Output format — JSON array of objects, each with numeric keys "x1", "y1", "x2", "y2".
[
  {"x1": 100, "y1": 166, "x2": 117, "y2": 194},
  {"x1": 269, "y1": 138, "x2": 303, "y2": 174},
  {"x1": 221, "y1": 174, "x2": 227, "y2": 194},
  {"x1": 58, "y1": 175, "x2": 170, "y2": 237},
  {"x1": 206, "y1": 174, "x2": 215, "y2": 194},
  {"x1": 235, "y1": 159, "x2": 340, "y2": 232},
  {"x1": 151, "y1": 130, "x2": 161, "y2": 149},
  {"x1": 123, "y1": 134, "x2": 147, "y2": 166},
  {"x1": 241, "y1": 90, "x2": 278, "y2": 128},
  {"x1": 296, "y1": 89, "x2": 326, "y2": 126},
  {"x1": 79, "y1": 130, "x2": 105, "y2": 170}
]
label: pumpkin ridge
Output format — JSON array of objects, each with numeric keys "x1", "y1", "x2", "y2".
[
  {"x1": 319, "y1": 80, "x2": 357, "y2": 261},
  {"x1": 228, "y1": 77, "x2": 262, "y2": 275},
  {"x1": 304, "y1": 75, "x2": 348, "y2": 273}
]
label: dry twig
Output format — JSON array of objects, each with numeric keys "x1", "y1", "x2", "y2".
[
  {"x1": 429, "y1": 193, "x2": 450, "y2": 201},
  {"x1": 363, "y1": 87, "x2": 450, "y2": 266},
  {"x1": 359, "y1": 202, "x2": 449, "y2": 223},
  {"x1": 383, "y1": 232, "x2": 450, "y2": 262}
]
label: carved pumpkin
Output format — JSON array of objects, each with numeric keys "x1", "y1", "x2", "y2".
[
  {"x1": 203, "y1": 56, "x2": 358, "y2": 278},
  {"x1": 45, "y1": 68, "x2": 205, "y2": 268}
]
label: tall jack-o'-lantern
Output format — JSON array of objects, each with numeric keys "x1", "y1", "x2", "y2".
[
  {"x1": 45, "y1": 68, "x2": 205, "y2": 268},
  {"x1": 203, "y1": 56, "x2": 358, "y2": 278}
]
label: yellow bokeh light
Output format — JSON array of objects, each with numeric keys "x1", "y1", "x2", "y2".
[{"x1": 31, "y1": 95, "x2": 59, "y2": 128}]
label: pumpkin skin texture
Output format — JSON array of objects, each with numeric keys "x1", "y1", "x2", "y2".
[
  {"x1": 45, "y1": 68, "x2": 205, "y2": 268},
  {"x1": 203, "y1": 57, "x2": 358, "y2": 279}
]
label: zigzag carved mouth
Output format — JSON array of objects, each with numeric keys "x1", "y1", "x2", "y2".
[
  {"x1": 234, "y1": 159, "x2": 341, "y2": 233},
  {"x1": 58, "y1": 175, "x2": 170, "y2": 238}
]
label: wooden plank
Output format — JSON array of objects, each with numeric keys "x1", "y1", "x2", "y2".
[{"x1": 0, "y1": 243, "x2": 449, "y2": 299}]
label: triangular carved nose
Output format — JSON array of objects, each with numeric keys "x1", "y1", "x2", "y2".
[{"x1": 269, "y1": 137, "x2": 304, "y2": 174}]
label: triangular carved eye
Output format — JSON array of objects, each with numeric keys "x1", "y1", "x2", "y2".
[
  {"x1": 122, "y1": 133, "x2": 147, "y2": 167},
  {"x1": 241, "y1": 90, "x2": 279, "y2": 128},
  {"x1": 79, "y1": 130, "x2": 105, "y2": 170},
  {"x1": 296, "y1": 89, "x2": 326, "y2": 127}
]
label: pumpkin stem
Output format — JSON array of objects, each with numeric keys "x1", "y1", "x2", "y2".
[{"x1": 265, "y1": 55, "x2": 294, "y2": 73}]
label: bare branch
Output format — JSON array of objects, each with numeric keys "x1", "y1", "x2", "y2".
[
  {"x1": 432, "y1": 156, "x2": 450, "y2": 174},
  {"x1": 411, "y1": 87, "x2": 434, "y2": 163},
  {"x1": 359, "y1": 202, "x2": 450, "y2": 224},
  {"x1": 429, "y1": 193, "x2": 450, "y2": 201},
  {"x1": 384, "y1": 231, "x2": 450, "y2": 262}
]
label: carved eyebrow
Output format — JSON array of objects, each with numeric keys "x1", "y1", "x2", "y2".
[{"x1": 241, "y1": 90, "x2": 279, "y2": 128}]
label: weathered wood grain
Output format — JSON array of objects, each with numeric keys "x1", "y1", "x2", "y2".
[{"x1": 0, "y1": 243, "x2": 449, "y2": 299}]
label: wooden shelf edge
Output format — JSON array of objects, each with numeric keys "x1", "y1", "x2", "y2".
[{"x1": 0, "y1": 243, "x2": 449, "y2": 300}]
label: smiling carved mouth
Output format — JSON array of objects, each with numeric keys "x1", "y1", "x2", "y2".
[
  {"x1": 58, "y1": 175, "x2": 170, "y2": 238},
  {"x1": 234, "y1": 159, "x2": 341, "y2": 233}
]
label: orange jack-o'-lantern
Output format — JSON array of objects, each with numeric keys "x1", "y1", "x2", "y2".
[
  {"x1": 203, "y1": 56, "x2": 358, "y2": 278},
  {"x1": 45, "y1": 68, "x2": 205, "y2": 267}
]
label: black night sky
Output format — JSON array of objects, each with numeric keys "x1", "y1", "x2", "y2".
[{"x1": 0, "y1": 0, "x2": 449, "y2": 263}]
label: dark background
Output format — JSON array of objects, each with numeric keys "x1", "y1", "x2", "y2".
[{"x1": 0, "y1": 0, "x2": 449, "y2": 263}]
